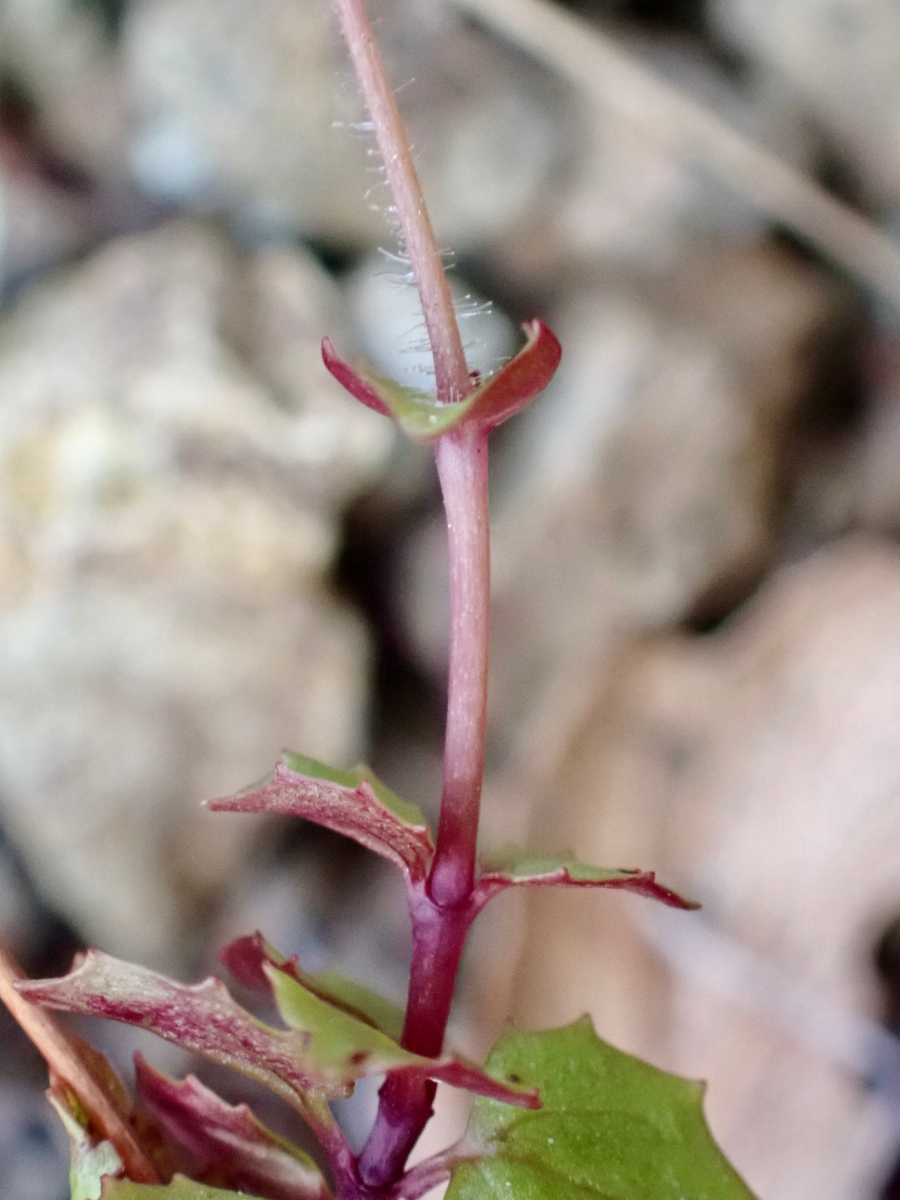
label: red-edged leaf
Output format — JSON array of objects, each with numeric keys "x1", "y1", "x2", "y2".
[
  {"x1": 321, "y1": 337, "x2": 392, "y2": 417},
  {"x1": 17, "y1": 951, "x2": 537, "y2": 1113},
  {"x1": 134, "y1": 1056, "x2": 329, "y2": 1200},
  {"x1": 208, "y1": 754, "x2": 435, "y2": 883},
  {"x1": 475, "y1": 850, "x2": 697, "y2": 911},
  {"x1": 226, "y1": 940, "x2": 538, "y2": 1109},
  {"x1": 221, "y1": 933, "x2": 405, "y2": 1040},
  {"x1": 265, "y1": 961, "x2": 539, "y2": 1110},
  {"x1": 322, "y1": 321, "x2": 561, "y2": 442},
  {"x1": 16, "y1": 951, "x2": 349, "y2": 1104},
  {"x1": 466, "y1": 320, "x2": 561, "y2": 432}
]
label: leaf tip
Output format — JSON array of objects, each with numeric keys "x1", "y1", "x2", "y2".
[{"x1": 321, "y1": 337, "x2": 393, "y2": 418}]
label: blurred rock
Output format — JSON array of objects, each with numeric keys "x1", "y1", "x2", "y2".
[
  {"x1": 508, "y1": 537, "x2": 900, "y2": 1200},
  {"x1": 0, "y1": 221, "x2": 392, "y2": 967},
  {"x1": 0, "y1": 1081, "x2": 68, "y2": 1200},
  {"x1": 0, "y1": 155, "x2": 92, "y2": 291},
  {"x1": 549, "y1": 36, "x2": 812, "y2": 269},
  {"x1": 711, "y1": 0, "x2": 900, "y2": 208},
  {"x1": 0, "y1": 0, "x2": 128, "y2": 183},
  {"x1": 123, "y1": 0, "x2": 565, "y2": 248}
]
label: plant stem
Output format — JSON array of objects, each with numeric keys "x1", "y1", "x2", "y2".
[
  {"x1": 330, "y1": 0, "x2": 470, "y2": 404},
  {"x1": 331, "y1": 0, "x2": 492, "y2": 1187},
  {"x1": 430, "y1": 424, "x2": 490, "y2": 907},
  {"x1": 300, "y1": 1097, "x2": 359, "y2": 1195},
  {"x1": 359, "y1": 424, "x2": 490, "y2": 1187},
  {"x1": 357, "y1": 890, "x2": 471, "y2": 1187},
  {"x1": 0, "y1": 941, "x2": 159, "y2": 1184}
]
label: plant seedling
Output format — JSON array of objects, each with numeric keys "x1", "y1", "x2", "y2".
[{"x1": 2, "y1": 1, "x2": 756, "y2": 1197}]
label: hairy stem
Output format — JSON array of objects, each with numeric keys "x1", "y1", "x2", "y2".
[
  {"x1": 0, "y1": 942, "x2": 159, "y2": 1184},
  {"x1": 332, "y1": 0, "x2": 492, "y2": 1187},
  {"x1": 330, "y1": 0, "x2": 470, "y2": 404}
]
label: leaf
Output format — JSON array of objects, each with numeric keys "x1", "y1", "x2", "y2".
[
  {"x1": 475, "y1": 849, "x2": 697, "y2": 911},
  {"x1": 322, "y1": 321, "x2": 561, "y2": 441},
  {"x1": 19, "y1": 950, "x2": 536, "y2": 1111},
  {"x1": 265, "y1": 961, "x2": 539, "y2": 1109},
  {"x1": 221, "y1": 932, "x2": 405, "y2": 1040},
  {"x1": 464, "y1": 321, "x2": 562, "y2": 432},
  {"x1": 446, "y1": 1019, "x2": 756, "y2": 1200},
  {"x1": 208, "y1": 754, "x2": 435, "y2": 882},
  {"x1": 48, "y1": 1091, "x2": 124, "y2": 1200},
  {"x1": 311, "y1": 970, "x2": 404, "y2": 1042},
  {"x1": 18, "y1": 951, "x2": 358, "y2": 1104},
  {"x1": 102, "y1": 1180, "x2": 249, "y2": 1199},
  {"x1": 133, "y1": 1056, "x2": 329, "y2": 1200}
]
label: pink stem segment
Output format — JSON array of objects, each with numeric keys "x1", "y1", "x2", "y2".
[
  {"x1": 430, "y1": 424, "x2": 491, "y2": 907},
  {"x1": 329, "y1": 0, "x2": 470, "y2": 405},
  {"x1": 330, "y1": 0, "x2": 491, "y2": 1187},
  {"x1": 358, "y1": 425, "x2": 490, "y2": 1186},
  {"x1": 357, "y1": 889, "x2": 470, "y2": 1187}
]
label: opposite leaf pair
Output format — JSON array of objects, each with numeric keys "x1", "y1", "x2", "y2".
[{"x1": 210, "y1": 753, "x2": 696, "y2": 913}]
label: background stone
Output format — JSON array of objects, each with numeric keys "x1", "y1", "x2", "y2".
[{"x1": 0, "y1": 221, "x2": 392, "y2": 966}]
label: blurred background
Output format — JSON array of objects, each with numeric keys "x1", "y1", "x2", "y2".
[{"x1": 2, "y1": 0, "x2": 900, "y2": 1196}]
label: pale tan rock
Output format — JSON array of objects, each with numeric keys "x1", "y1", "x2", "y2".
[
  {"x1": 0, "y1": 0, "x2": 128, "y2": 182},
  {"x1": 0, "y1": 221, "x2": 392, "y2": 966},
  {"x1": 507, "y1": 537, "x2": 900, "y2": 1200},
  {"x1": 0, "y1": 160, "x2": 91, "y2": 288},
  {"x1": 711, "y1": 0, "x2": 900, "y2": 207}
]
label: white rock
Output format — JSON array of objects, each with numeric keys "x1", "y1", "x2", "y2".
[{"x1": 0, "y1": 222, "x2": 392, "y2": 965}]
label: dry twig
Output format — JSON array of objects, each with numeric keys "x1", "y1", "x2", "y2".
[{"x1": 452, "y1": 0, "x2": 900, "y2": 311}]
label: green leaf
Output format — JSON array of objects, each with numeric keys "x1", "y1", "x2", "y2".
[
  {"x1": 49, "y1": 1095, "x2": 124, "y2": 1200},
  {"x1": 209, "y1": 755, "x2": 434, "y2": 882},
  {"x1": 311, "y1": 969, "x2": 404, "y2": 1042},
  {"x1": 266, "y1": 963, "x2": 538, "y2": 1108},
  {"x1": 476, "y1": 850, "x2": 697, "y2": 910},
  {"x1": 102, "y1": 1180, "x2": 249, "y2": 1199},
  {"x1": 322, "y1": 321, "x2": 561, "y2": 441},
  {"x1": 354, "y1": 367, "x2": 471, "y2": 439},
  {"x1": 221, "y1": 932, "x2": 405, "y2": 1041},
  {"x1": 281, "y1": 754, "x2": 425, "y2": 827},
  {"x1": 447, "y1": 1018, "x2": 756, "y2": 1200},
  {"x1": 265, "y1": 962, "x2": 421, "y2": 1084}
]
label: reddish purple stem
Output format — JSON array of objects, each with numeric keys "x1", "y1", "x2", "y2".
[
  {"x1": 430, "y1": 425, "x2": 491, "y2": 908},
  {"x1": 329, "y1": 0, "x2": 489, "y2": 1189},
  {"x1": 357, "y1": 426, "x2": 490, "y2": 1188},
  {"x1": 357, "y1": 888, "x2": 470, "y2": 1187}
]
